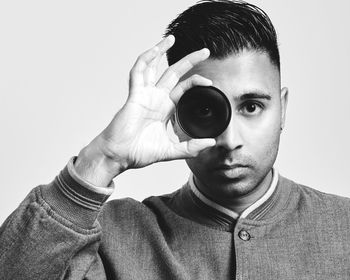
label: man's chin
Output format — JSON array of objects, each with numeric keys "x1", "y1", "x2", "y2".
[
  {"x1": 206, "y1": 167, "x2": 273, "y2": 199},
  {"x1": 204, "y1": 171, "x2": 260, "y2": 197}
]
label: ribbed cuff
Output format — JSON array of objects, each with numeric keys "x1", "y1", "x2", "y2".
[
  {"x1": 68, "y1": 156, "x2": 115, "y2": 196},
  {"x1": 40, "y1": 157, "x2": 114, "y2": 228}
]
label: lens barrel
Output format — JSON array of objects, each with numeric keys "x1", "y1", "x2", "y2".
[{"x1": 176, "y1": 86, "x2": 231, "y2": 138}]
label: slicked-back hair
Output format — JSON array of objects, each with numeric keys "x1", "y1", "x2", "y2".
[{"x1": 164, "y1": 0, "x2": 280, "y2": 71}]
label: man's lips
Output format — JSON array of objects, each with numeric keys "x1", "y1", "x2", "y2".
[
  {"x1": 214, "y1": 163, "x2": 249, "y2": 170},
  {"x1": 213, "y1": 164, "x2": 250, "y2": 179}
]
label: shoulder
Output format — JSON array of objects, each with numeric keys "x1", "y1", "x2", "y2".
[
  {"x1": 297, "y1": 180, "x2": 350, "y2": 209},
  {"x1": 281, "y1": 175, "x2": 350, "y2": 219},
  {"x1": 99, "y1": 197, "x2": 155, "y2": 223},
  {"x1": 97, "y1": 192, "x2": 176, "y2": 229}
]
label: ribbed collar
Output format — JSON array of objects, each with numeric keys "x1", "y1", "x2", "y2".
[{"x1": 165, "y1": 168, "x2": 283, "y2": 231}]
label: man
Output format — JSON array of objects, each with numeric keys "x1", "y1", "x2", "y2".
[{"x1": 1, "y1": 0, "x2": 350, "y2": 279}]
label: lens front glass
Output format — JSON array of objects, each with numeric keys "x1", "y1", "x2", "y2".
[{"x1": 177, "y1": 86, "x2": 231, "y2": 138}]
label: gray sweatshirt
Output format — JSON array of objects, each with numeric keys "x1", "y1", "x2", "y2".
[{"x1": 1, "y1": 158, "x2": 350, "y2": 279}]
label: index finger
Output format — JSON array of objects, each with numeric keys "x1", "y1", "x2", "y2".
[
  {"x1": 129, "y1": 35, "x2": 175, "y2": 87},
  {"x1": 155, "y1": 48, "x2": 210, "y2": 91}
]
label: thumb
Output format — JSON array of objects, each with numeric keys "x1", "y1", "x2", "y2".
[{"x1": 171, "y1": 138, "x2": 216, "y2": 159}]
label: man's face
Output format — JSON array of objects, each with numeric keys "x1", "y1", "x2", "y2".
[{"x1": 173, "y1": 50, "x2": 288, "y2": 202}]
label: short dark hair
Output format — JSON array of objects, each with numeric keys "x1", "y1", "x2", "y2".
[{"x1": 164, "y1": 0, "x2": 280, "y2": 70}]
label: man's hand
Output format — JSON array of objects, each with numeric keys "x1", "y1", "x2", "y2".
[{"x1": 75, "y1": 36, "x2": 216, "y2": 187}]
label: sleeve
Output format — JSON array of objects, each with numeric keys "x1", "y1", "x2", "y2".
[{"x1": 0, "y1": 157, "x2": 114, "y2": 280}]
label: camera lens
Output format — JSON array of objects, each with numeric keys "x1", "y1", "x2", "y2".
[{"x1": 176, "y1": 86, "x2": 231, "y2": 138}]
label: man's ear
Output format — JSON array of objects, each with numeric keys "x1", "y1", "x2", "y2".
[{"x1": 280, "y1": 87, "x2": 289, "y2": 130}]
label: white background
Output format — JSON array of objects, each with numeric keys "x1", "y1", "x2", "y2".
[{"x1": 1, "y1": 0, "x2": 349, "y2": 224}]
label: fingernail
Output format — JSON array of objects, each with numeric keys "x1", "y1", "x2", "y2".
[
  {"x1": 167, "y1": 35, "x2": 175, "y2": 43},
  {"x1": 203, "y1": 78, "x2": 212, "y2": 85},
  {"x1": 202, "y1": 48, "x2": 210, "y2": 56}
]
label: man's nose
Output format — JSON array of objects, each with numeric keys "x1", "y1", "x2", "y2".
[{"x1": 215, "y1": 118, "x2": 243, "y2": 151}]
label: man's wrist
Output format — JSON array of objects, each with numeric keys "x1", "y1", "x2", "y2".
[{"x1": 74, "y1": 142, "x2": 125, "y2": 189}]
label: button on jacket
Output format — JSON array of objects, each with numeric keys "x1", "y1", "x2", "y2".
[{"x1": 1, "y1": 158, "x2": 350, "y2": 279}]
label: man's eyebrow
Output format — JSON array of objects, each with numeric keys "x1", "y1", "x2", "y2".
[{"x1": 236, "y1": 92, "x2": 272, "y2": 101}]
